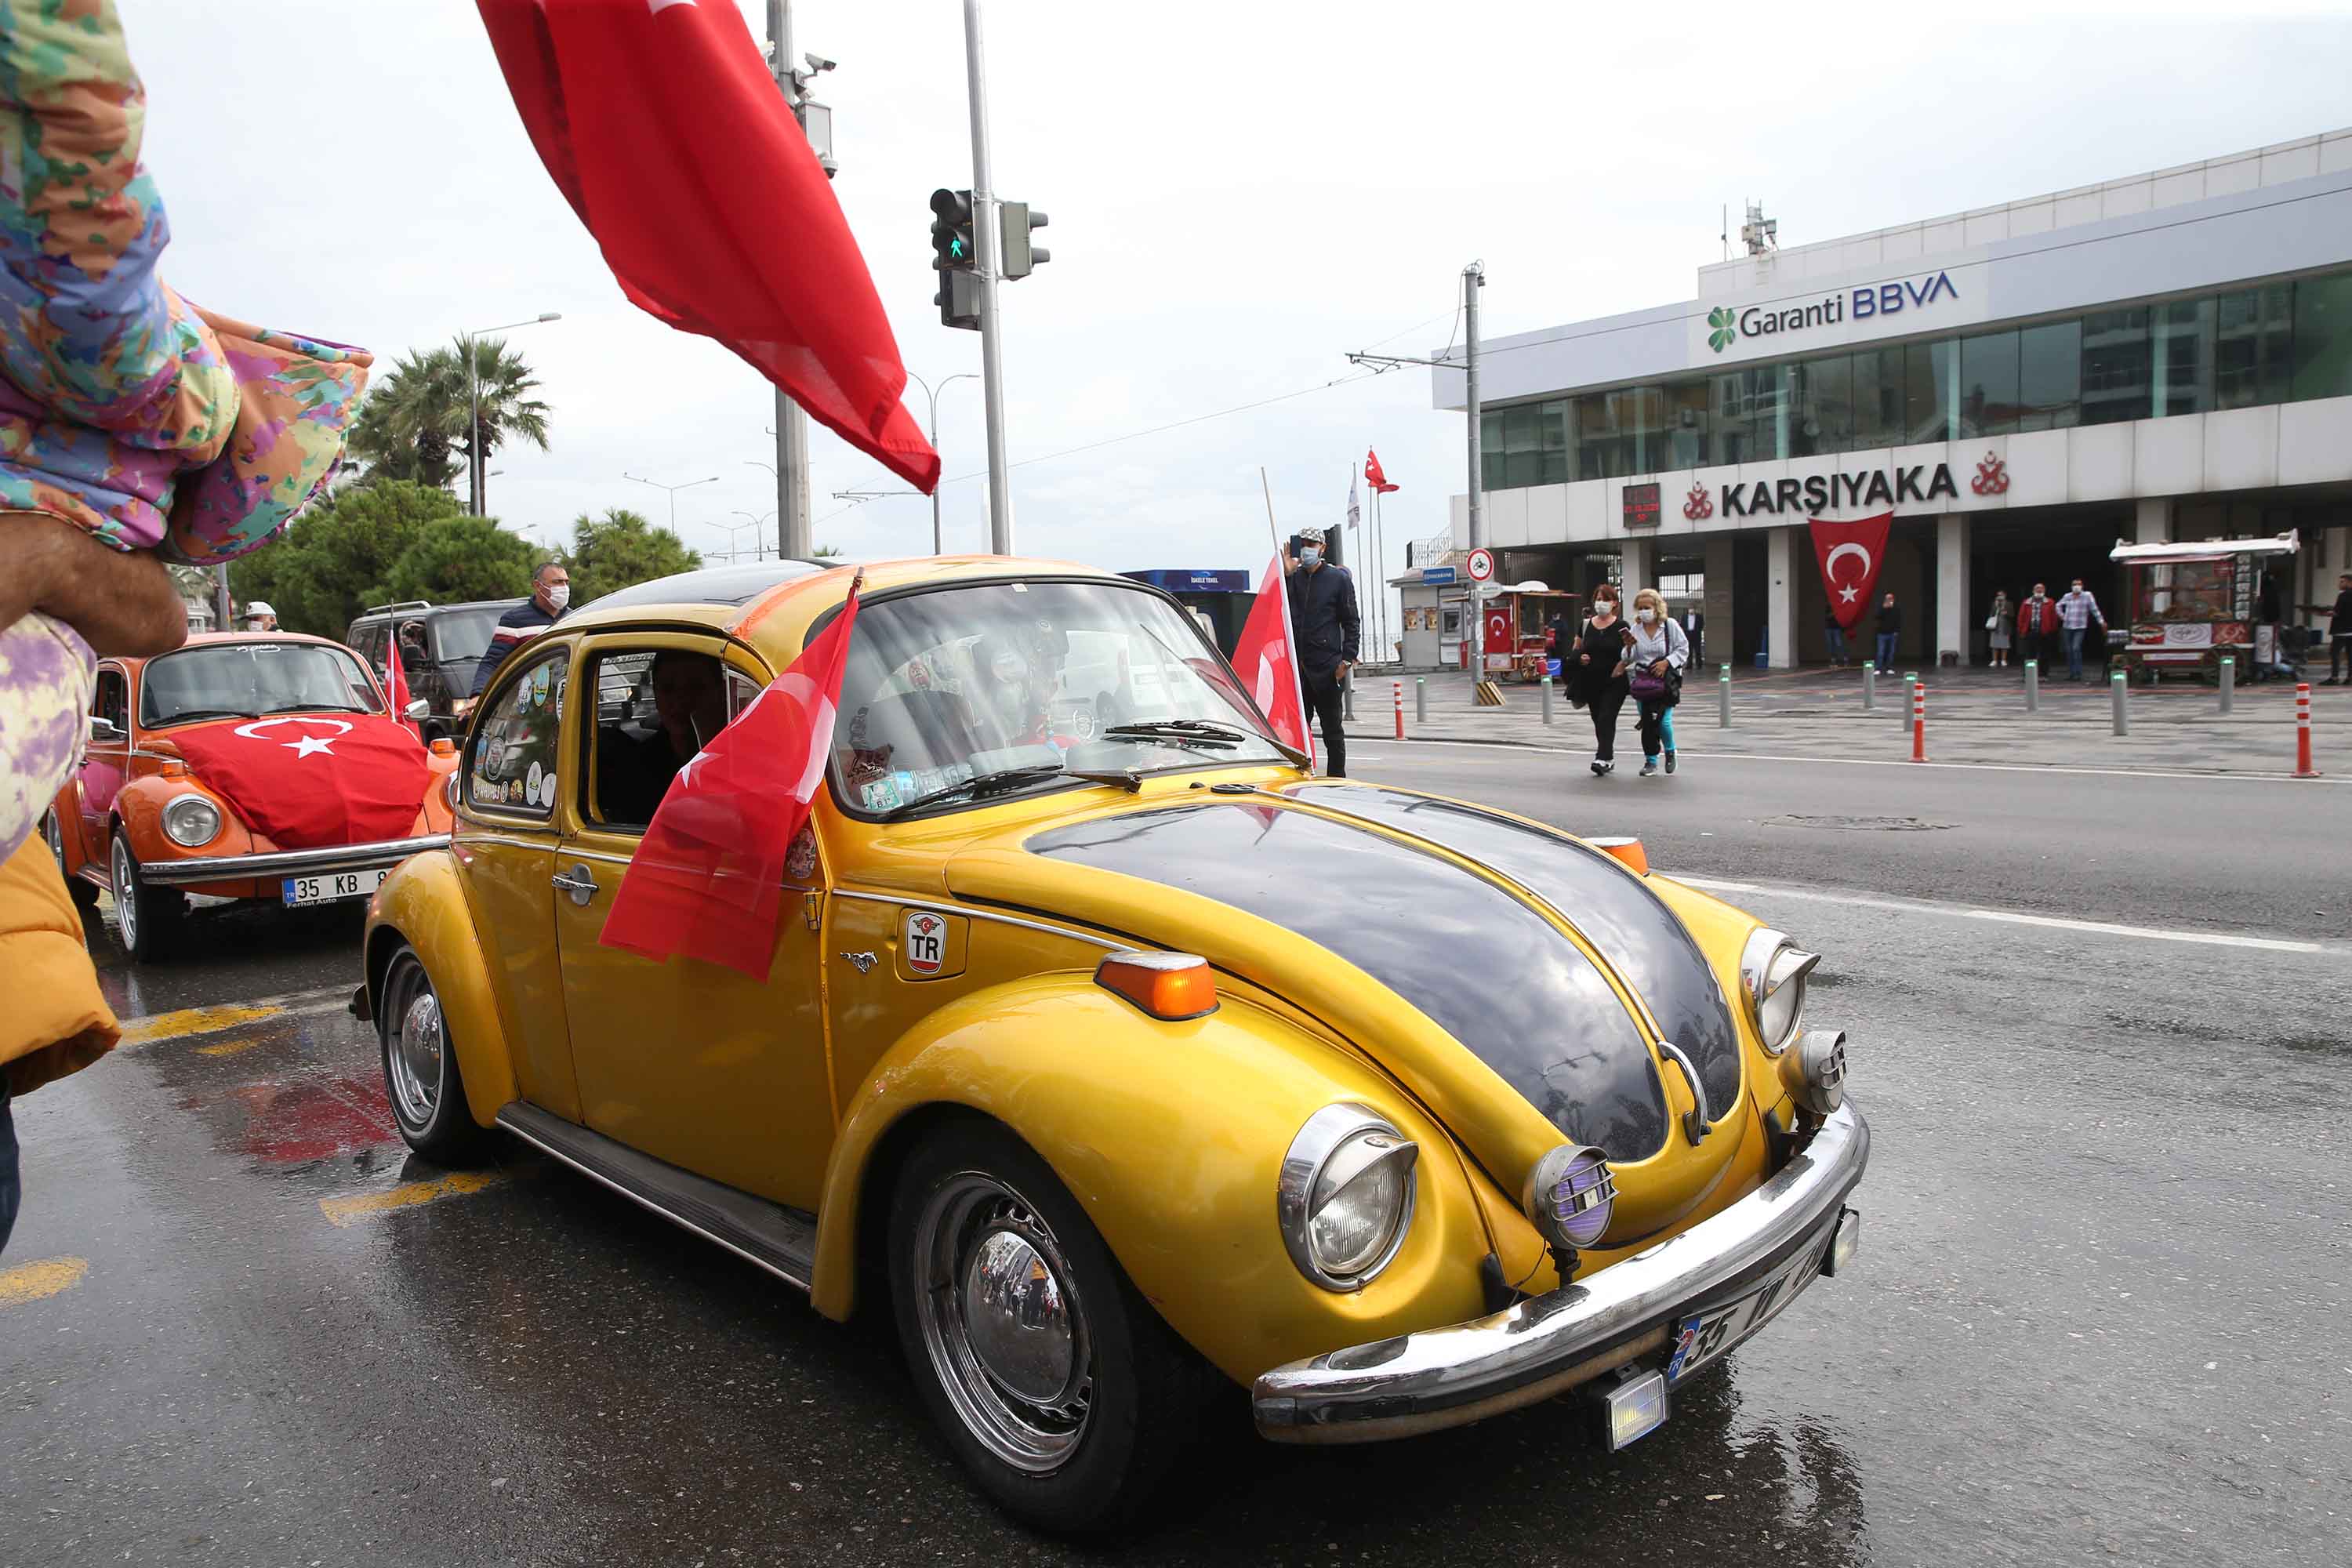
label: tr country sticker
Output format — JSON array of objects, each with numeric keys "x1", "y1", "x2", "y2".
[{"x1": 902, "y1": 909, "x2": 946, "y2": 975}]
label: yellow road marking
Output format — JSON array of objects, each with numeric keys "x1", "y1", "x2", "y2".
[
  {"x1": 113, "y1": 985, "x2": 352, "y2": 1049},
  {"x1": 0, "y1": 1255, "x2": 89, "y2": 1306},
  {"x1": 195, "y1": 1039, "x2": 262, "y2": 1058},
  {"x1": 320, "y1": 1171, "x2": 504, "y2": 1227}
]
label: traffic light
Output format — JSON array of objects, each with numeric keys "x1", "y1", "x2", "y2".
[
  {"x1": 1000, "y1": 201, "x2": 1049, "y2": 281},
  {"x1": 930, "y1": 187, "x2": 975, "y2": 274},
  {"x1": 935, "y1": 267, "x2": 980, "y2": 331}
]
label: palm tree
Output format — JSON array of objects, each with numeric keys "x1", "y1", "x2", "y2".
[
  {"x1": 455, "y1": 336, "x2": 553, "y2": 509},
  {"x1": 343, "y1": 338, "x2": 552, "y2": 509}
]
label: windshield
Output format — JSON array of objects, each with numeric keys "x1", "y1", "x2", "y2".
[
  {"x1": 429, "y1": 606, "x2": 508, "y2": 665},
  {"x1": 140, "y1": 643, "x2": 383, "y2": 728},
  {"x1": 831, "y1": 579, "x2": 1290, "y2": 814}
]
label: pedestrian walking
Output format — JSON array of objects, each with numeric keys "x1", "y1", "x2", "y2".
[
  {"x1": 1628, "y1": 588, "x2": 1689, "y2": 776},
  {"x1": 2016, "y1": 583, "x2": 2058, "y2": 673},
  {"x1": 1874, "y1": 593, "x2": 1902, "y2": 671},
  {"x1": 1283, "y1": 525, "x2": 1359, "y2": 777},
  {"x1": 1681, "y1": 602, "x2": 1705, "y2": 671},
  {"x1": 1823, "y1": 604, "x2": 1847, "y2": 667},
  {"x1": 2057, "y1": 577, "x2": 2104, "y2": 681},
  {"x1": 1987, "y1": 590, "x2": 2013, "y2": 668},
  {"x1": 1569, "y1": 583, "x2": 1631, "y2": 775},
  {"x1": 2310, "y1": 572, "x2": 2352, "y2": 684}
]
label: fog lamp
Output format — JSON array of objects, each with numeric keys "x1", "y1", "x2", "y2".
[
  {"x1": 1788, "y1": 1028, "x2": 1847, "y2": 1116},
  {"x1": 1821, "y1": 1206, "x2": 1862, "y2": 1279},
  {"x1": 162, "y1": 793, "x2": 222, "y2": 848},
  {"x1": 1524, "y1": 1143, "x2": 1616, "y2": 1251},
  {"x1": 1599, "y1": 1367, "x2": 1668, "y2": 1452}
]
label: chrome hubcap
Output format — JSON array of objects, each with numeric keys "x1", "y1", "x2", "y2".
[
  {"x1": 914, "y1": 1174, "x2": 1092, "y2": 1473},
  {"x1": 111, "y1": 837, "x2": 136, "y2": 947},
  {"x1": 383, "y1": 959, "x2": 443, "y2": 1128}
]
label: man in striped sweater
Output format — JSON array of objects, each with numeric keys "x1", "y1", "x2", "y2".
[{"x1": 471, "y1": 561, "x2": 572, "y2": 698}]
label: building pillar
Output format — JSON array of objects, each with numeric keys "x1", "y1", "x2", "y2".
[
  {"x1": 1936, "y1": 514, "x2": 1972, "y2": 667},
  {"x1": 1620, "y1": 535, "x2": 1655, "y2": 594},
  {"x1": 1766, "y1": 525, "x2": 1798, "y2": 670},
  {"x1": 2134, "y1": 497, "x2": 2172, "y2": 544},
  {"x1": 1703, "y1": 535, "x2": 1735, "y2": 663}
]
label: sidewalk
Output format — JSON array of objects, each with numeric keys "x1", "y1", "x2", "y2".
[{"x1": 1343, "y1": 662, "x2": 2347, "y2": 777}]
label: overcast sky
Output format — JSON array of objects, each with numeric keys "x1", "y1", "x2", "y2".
[{"x1": 132, "y1": 1, "x2": 2350, "y2": 624}]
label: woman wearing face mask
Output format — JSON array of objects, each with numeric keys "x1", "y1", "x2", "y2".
[
  {"x1": 1569, "y1": 585, "x2": 1632, "y2": 775},
  {"x1": 1626, "y1": 587, "x2": 1690, "y2": 776}
]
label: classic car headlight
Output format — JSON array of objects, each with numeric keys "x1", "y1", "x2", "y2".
[
  {"x1": 162, "y1": 793, "x2": 222, "y2": 848},
  {"x1": 1740, "y1": 927, "x2": 1820, "y2": 1054},
  {"x1": 1523, "y1": 1143, "x2": 1617, "y2": 1251},
  {"x1": 1787, "y1": 1028, "x2": 1848, "y2": 1116},
  {"x1": 1277, "y1": 1104, "x2": 1418, "y2": 1292}
]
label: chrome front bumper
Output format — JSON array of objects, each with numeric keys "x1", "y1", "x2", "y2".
[
  {"x1": 141, "y1": 833, "x2": 450, "y2": 887},
  {"x1": 1253, "y1": 1101, "x2": 1870, "y2": 1443}
]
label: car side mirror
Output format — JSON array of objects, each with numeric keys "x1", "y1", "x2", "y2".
[
  {"x1": 405, "y1": 699, "x2": 430, "y2": 720},
  {"x1": 89, "y1": 717, "x2": 125, "y2": 745}
]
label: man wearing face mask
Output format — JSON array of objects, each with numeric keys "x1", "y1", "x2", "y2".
[
  {"x1": 472, "y1": 561, "x2": 572, "y2": 698},
  {"x1": 1283, "y1": 526, "x2": 1360, "y2": 777}
]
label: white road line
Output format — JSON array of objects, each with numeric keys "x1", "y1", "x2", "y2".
[
  {"x1": 1353, "y1": 735, "x2": 2348, "y2": 786},
  {"x1": 1677, "y1": 876, "x2": 2332, "y2": 955}
]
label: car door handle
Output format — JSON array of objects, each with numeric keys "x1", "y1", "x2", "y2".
[{"x1": 552, "y1": 864, "x2": 600, "y2": 906}]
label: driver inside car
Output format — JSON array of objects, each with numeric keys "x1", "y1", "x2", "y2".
[{"x1": 598, "y1": 651, "x2": 728, "y2": 826}]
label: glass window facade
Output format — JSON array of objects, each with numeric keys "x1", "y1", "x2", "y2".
[{"x1": 1478, "y1": 267, "x2": 2352, "y2": 488}]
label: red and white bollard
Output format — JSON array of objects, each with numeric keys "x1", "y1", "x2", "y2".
[
  {"x1": 1392, "y1": 679, "x2": 1405, "y2": 739},
  {"x1": 2296, "y1": 683, "x2": 2321, "y2": 779},
  {"x1": 1911, "y1": 683, "x2": 1927, "y2": 763}
]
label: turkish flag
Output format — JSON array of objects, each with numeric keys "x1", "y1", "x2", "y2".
[
  {"x1": 598, "y1": 579, "x2": 862, "y2": 979},
  {"x1": 1809, "y1": 511, "x2": 1894, "y2": 632},
  {"x1": 477, "y1": 0, "x2": 939, "y2": 493},
  {"x1": 1230, "y1": 554, "x2": 1315, "y2": 768},
  {"x1": 1365, "y1": 448, "x2": 1399, "y2": 494},
  {"x1": 385, "y1": 635, "x2": 419, "y2": 740},
  {"x1": 171, "y1": 717, "x2": 430, "y2": 850}
]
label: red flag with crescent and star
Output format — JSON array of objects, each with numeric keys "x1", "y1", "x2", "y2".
[
  {"x1": 1365, "y1": 448, "x2": 1399, "y2": 494},
  {"x1": 385, "y1": 633, "x2": 419, "y2": 740},
  {"x1": 169, "y1": 716, "x2": 431, "y2": 850},
  {"x1": 1230, "y1": 554, "x2": 1315, "y2": 768},
  {"x1": 1809, "y1": 512, "x2": 1894, "y2": 632}
]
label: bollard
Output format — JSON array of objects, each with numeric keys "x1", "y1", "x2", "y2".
[
  {"x1": 1392, "y1": 679, "x2": 1404, "y2": 740},
  {"x1": 1415, "y1": 677, "x2": 1427, "y2": 726},
  {"x1": 1911, "y1": 682, "x2": 1927, "y2": 761},
  {"x1": 1900, "y1": 674, "x2": 1916, "y2": 734},
  {"x1": 2296, "y1": 682, "x2": 2321, "y2": 778},
  {"x1": 1541, "y1": 676, "x2": 1555, "y2": 726},
  {"x1": 1719, "y1": 670, "x2": 1732, "y2": 729},
  {"x1": 2219, "y1": 656, "x2": 2234, "y2": 715},
  {"x1": 1343, "y1": 666, "x2": 1356, "y2": 723},
  {"x1": 1862, "y1": 661, "x2": 1875, "y2": 712},
  {"x1": 2025, "y1": 660, "x2": 2039, "y2": 713},
  {"x1": 2111, "y1": 670, "x2": 2129, "y2": 735}
]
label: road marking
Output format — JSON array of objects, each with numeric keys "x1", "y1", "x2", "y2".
[
  {"x1": 0, "y1": 1255, "x2": 89, "y2": 1306},
  {"x1": 320, "y1": 1170, "x2": 505, "y2": 1227},
  {"x1": 1678, "y1": 876, "x2": 2330, "y2": 955},
  {"x1": 114, "y1": 985, "x2": 351, "y2": 1047},
  {"x1": 196, "y1": 1039, "x2": 263, "y2": 1058},
  {"x1": 1352, "y1": 735, "x2": 2350, "y2": 786}
]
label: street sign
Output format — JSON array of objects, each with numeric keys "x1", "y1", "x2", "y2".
[
  {"x1": 1421, "y1": 566, "x2": 1457, "y2": 585},
  {"x1": 1466, "y1": 548, "x2": 1494, "y2": 583}
]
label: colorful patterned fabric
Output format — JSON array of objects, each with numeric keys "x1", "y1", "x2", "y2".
[
  {"x1": 0, "y1": 0, "x2": 368, "y2": 564},
  {"x1": 0, "y1": 610, "x2": 94, "y2": 863}
]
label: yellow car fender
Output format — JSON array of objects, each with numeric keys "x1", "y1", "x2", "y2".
[
  {"x1": 363, "y1": 850, "x2": 516, "y2": 1127},
  {"x1": 811, "y1": 972, "x2": 1494, "y2": 1386}
]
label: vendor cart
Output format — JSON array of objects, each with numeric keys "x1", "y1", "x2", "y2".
[
  {"x1": 1474, "y1": 586, "x2": 1580, "y2": 682},
  {"x1": 2107, "y1": 531, "x2": 2299, "y2": 684}
]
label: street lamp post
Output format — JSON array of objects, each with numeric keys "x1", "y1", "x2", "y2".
[
  {"x1": 463, "y1": 312, "x2": 561, "y2": 517},
  {"x1": 622, "y1": 472, "x2": 720, "y2": 535},
  {"x1": 904, "y1": 371, "x2": 978, "y2": 554},
  {"x1": 730, "y1": 509, "x2": 777, "y2": 561}
]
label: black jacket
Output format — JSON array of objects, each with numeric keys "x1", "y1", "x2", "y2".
[
  {"x1": 470, "y1": 598, "x2": 564, "y2": 697},
  {"x1": 2333, "y1": 590, "x2": 2352, "y2": 635},
  {"x1": 1875, "y1": 602, "x2": 1903, "y2": 636},
  {"x1": 1284, "y1": 564, "x2": 1360, "y2": 680}
]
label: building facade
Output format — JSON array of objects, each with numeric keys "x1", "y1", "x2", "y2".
[{"x1": 1429, "y1": 130, "x2": 2352, "y2": 668}]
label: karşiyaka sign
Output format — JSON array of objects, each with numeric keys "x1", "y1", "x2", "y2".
[
  {"x1": 1718, "y1": 462, "x2": 1957, "y2": 517},
  {"x1": 1622, "y1": 481, "x2": 1661, "y2": 530}
]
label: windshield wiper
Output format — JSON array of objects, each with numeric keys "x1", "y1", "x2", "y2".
[
  {"x1": 260, "y1": 702, "x2": 370, "y2": 715},
  {"x1": 154, "y1": 708, "x2": 256, "y2": 725},
  {"x1": 880, "y1": 760, "x2": 1149, "y2": 819},
  {"x1": 1098, "y1": 720, "x2": 1247, "y2": 750}
]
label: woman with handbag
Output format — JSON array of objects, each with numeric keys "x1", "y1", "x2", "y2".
[
  {"x1": 1570, "y1": 584, "x2": 1632, "y2": 775},
  {"x1": 1987, "y1": 591, "x2": 2013, "y2": 669},
  {"x1": 1628, "y1": 587, "x2": 1690, "y2": 776}
]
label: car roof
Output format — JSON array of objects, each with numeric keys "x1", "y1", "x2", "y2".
[
  {"x1": 350, "y1": 598, "x2": 521, "y2": 623},
  {"x1": 112, "y1": 630, "x2": 354, "y2": 673}
]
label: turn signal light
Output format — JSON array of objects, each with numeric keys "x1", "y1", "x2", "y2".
[
  {"x1": 430, "y1": 738, "x2": 456, "y2": 757},
  {"x1": 1588, "y1": 836, "x2": 1648, "y2": 875},
  {"x1": 1094, "y1": 951, "x2": 1218, "y2": 1021}
]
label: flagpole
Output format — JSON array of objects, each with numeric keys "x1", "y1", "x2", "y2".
[
  {"x1": 1259, "y1": 466, "x2": 1283, "y2": 554},
  {"x1": 1370, "y1": 480, "x2": 1385, "y2": 664}
]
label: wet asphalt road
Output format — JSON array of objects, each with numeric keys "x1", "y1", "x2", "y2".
[{"x1": 5, "y1": 751, "x2": 2350, "y2": 1567}]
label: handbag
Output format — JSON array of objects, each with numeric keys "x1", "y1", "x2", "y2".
[{"x1": 1628, "y1": 667, "x2": 1668, "y2": 700}]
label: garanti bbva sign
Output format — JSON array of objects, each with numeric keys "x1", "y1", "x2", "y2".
[{"x1": 1696, "y1": 267, "x2": 1978, "y2": 362}]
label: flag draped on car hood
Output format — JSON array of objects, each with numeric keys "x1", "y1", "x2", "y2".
[
  {"x1": 477, "y1": 0, "x2": 940, "y2": 493},
  {"x1": 170, "y1": 716, "x2": 430, "y2": 850},
  {"x1": 599, "y1": 578, "x2": 862, "y2": 979}
]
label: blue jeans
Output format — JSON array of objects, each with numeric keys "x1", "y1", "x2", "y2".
[
  {"x1": 1, "y1": 1080, "x2": 18, "y2": 1259},
  {"x1": 1875, "y1": 632, "x2": 1899, "y2": 669},
  {"x1": 1825, "y1": 626, "x2": 1846, "y2": 662},
  {"x1": 2063, "y1": 626, "x2": 2086, "y2": 678}
]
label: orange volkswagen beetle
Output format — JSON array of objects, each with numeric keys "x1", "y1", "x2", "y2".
[{"x1": 43, "y1": 631, "x2": 460, "y2": 960}]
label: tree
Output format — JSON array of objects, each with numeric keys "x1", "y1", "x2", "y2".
[
  {"x1": 383, "y1": 515, "x2": 538, "y2": 606},
  {"x1": 343, "y1": 338, "x2": 552, "y2": 496},
  {"x1": 810, "y1": 544, "x2": 844, "y2": 557},
  {"x1": 227, "y1": 481, "x2": 473, "y2": 637},
  {"x1": 565, "y1": 507, "x2": 702, "y2": 604}
]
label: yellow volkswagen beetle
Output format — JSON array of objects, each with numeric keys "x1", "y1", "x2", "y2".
[{"x1": 354, "y1": 557, "x2": 1866, "y2": 1534}]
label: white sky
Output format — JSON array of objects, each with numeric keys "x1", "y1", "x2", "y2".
[{"x1": 131, "y1": 1, "x2": 2351, "y2": 619}]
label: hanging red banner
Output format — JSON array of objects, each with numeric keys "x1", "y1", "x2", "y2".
[{"x1": 1809, "y1": 512, "x2": 1894, "y2": 632}]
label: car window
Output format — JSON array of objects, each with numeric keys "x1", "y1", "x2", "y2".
[
  {"x1": 139, "y1": 643, "x2": 381, "y2": 726},
  {"x1": 430, "y1": 606, "x2": 508, "y2": 666},
  {"x1": 468, "y1": 648, "x2": 568, "y2": 818},
  {"x1": 93, "y1": 669, "x2": 128, "y2": 733},
  {"x1": 577, "y1": 647, "x2": 728, "y2": 831}
]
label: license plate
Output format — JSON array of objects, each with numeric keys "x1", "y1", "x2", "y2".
[
  {"x1": 1665, "y1": 1218, "x2": 1842, "y2": 1385},
  {"x1": 281, "y1": 868, "x2": 390, "y2": 907}
]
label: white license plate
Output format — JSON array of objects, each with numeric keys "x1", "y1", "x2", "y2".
[
  {"x1": 281, "y1": 868, "x2": 390, "y2": 907},
  {"x1": 1665, "y1": 1218, "x2": 1841, "y2": 1385}
]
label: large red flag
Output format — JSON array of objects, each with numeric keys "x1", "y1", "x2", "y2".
[
  {"x1": 477, "y1": 1, "x2": 938, "y2": 492},
  {"x1": 384, "y1": 633, "x2": 419, "y2": 740},
  {"x1": 1365, "y1": 448, "x2": 1399, "y2": 494},
  {"x1": 599, "y1": 578, "x2": 862, "y2": 979},
  {"x1": 1230, "y1": 554, "x2": 1315, "y2": 768},
  {"x1": 171, "y1": 717, "x2": 430, "y2": 850},
  {"x1": 1809, "y1": 512, "x2": 1895, "y2": 631}
]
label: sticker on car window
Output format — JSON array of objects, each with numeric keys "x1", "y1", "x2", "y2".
[
  {"x1": 533, "y1": 663, "x2": 550, "y2": 703},
  {"x1": 861, "y1": 777, "x2": 904, "y2": 811},
  {"x1": 527, "y1": 760, "x2": 543, "y2": 800},
  {"x1": 786, "y1": 824, "x2": 818, "y2": 883}
]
